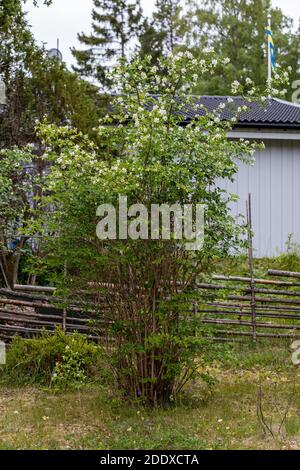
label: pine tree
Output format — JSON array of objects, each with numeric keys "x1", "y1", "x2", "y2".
[
  {"x1": 152, "y1": 0, "x2": 184, "y2": 54},
  {"x1": 72, "y1": 0, "x2": 143, "y2": 86},
  {"x1": 138, "y1": 19, "x2": 165, "y2": 65},
  {"x1": 139, "y1": 0, "x2": 185, "y2": 63}
]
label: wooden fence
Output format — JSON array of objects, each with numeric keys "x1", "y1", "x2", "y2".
[
  {"x1": 196, "y1": 270, "x2": 300, "y2": 343},
  {"x1": 0, "y1": 287, "x2": 106, "y2": 343},
  {"x1": 1, "y1": 269, "x2": 300, "y2": 344}
]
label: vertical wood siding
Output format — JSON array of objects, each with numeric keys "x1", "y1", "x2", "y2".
[{"x1": 220, "y1": 140, "x2": 300, "y2": 257}]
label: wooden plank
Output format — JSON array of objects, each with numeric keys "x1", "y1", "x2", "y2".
[
  {"x1": 202, "y1": 318, "x2": 300, "y2": 330},
  {"x1": 200, "y1": 309, "x2": 300, "y2": 320},
  {"x1": 268, "y1": 270, "x2": 300, "y2": 279},
  {"x1": 14, "y1": 285, "x2": 56, "y2": 293},
  {"x1": 214, "y1": 330, "x2": 299, "y2": 339},
  {"x1": 213, "y1": 274, "x2": 300, "y2": 287}
]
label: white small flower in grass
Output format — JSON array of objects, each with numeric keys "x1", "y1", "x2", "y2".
[
  {"x1": 13, "y1": 411, "x2": 19, "y2": 415},
  {"x1": 245, "y1": 77, "x2": 253, "y2": 85},
  {"x1": 217, "y1": 418, "x2": 223, "y2": 423},
  {"x1": 218, "y1": 102, "x2": 226, "y2": 110},
  {"x1": 42, "y1": 416, "x2": 50, "y2": 421},
  {"x1": 223, "y1": 57, "x2": 230, "y2": 65},
  {"x1": 227, "y1": 97, "x2": 234, "y2": 104}
]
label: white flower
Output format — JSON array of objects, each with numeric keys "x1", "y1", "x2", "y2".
[
  {"x1": 231, "y1": 80, "x2": 240, "y2": 93},
  {"x1": 203, "y1": 47, "x2": 214, "y2": 53}
]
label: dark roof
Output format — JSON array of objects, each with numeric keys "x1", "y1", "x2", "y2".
[{"x1": 182, "y1": 96, "x2": 300, "y2": 129}]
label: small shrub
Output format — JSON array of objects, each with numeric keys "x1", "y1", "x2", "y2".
[
  {"x1": 51, "y1": 345, "x2": 87, "y2": 389},
  {"x1": 0, "y1": 328, "x2": 101, "y2": 387}
]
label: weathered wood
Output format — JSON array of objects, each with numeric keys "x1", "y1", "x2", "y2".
[
  {"x1": 201, "y1": 309, "x2": 300, "y2": 320},
  {"x1": 197, "y1": 283, "x2": 300, "y2": 297},
  {"x1": 14, "y1": 285, "x2": 56, "y2": 293},
  {"x1": 215, "y1": 330, "x2": 299, "y2": 339},
  {"x1": 268, "y1": 270, "x2": 300, "y2": 279},
  {"x1": 204, "y1": 301, "x2": 300, "y2": 313},
  {"x1": 202, "y1": 318, "x2": 300, "y2": 330},
  {"x1": 244, "y1": 287, "x2": 300, "y2": 297},
  {"x1": 228, "y1": 294, "x2": 300, "y2": 305},
  {"x1": 213, "y1": 274, "x2": 300, "y2": 288},
  {"x1": 0, "y1": 313, "x2": 91, "y2": 330}
]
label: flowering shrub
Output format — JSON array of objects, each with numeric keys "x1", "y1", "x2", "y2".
[{"x1": 33, "y1": 51, "x2": 288, "y2": 405}]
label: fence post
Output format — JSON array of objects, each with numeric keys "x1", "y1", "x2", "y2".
[
  {"x1": 62, "y1": 261, "x2": 67, "y2": 332},
  {"x1": 246, "y1": 194, "x2": 256, "y2": 343}
]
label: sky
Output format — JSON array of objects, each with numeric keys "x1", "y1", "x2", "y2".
[{"x1": 25, "y1": 0, "x2": 300, "y2": 69}]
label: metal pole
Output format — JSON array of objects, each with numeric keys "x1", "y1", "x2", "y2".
[{"x1": 246, "y1": 194, "x2": 257, "y2": 343}]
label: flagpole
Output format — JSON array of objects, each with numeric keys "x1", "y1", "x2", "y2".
[{"x1": 267, "y1": 14, "x2": 272, "y2": 82}]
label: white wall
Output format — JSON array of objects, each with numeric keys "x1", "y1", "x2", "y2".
[{"x1": 220, "y1": 139, "x2": 300, "y2": 258}]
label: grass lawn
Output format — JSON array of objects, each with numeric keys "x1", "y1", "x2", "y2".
[{"x1": 0, "y1": 341, "x2": 299, "y2": 450}]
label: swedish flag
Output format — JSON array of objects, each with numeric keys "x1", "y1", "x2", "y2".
[{"x1": 265, "y1": 28, "x2": 276, "y2": 69}]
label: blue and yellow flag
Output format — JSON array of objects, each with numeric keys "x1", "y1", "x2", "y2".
[{"x1": 265, "y1": 28, "x2": 276, "y2": 69}]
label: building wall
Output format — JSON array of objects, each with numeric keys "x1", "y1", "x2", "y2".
[{"x1": 220, "y1": 139, "x2": 300, "y2": 258}]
